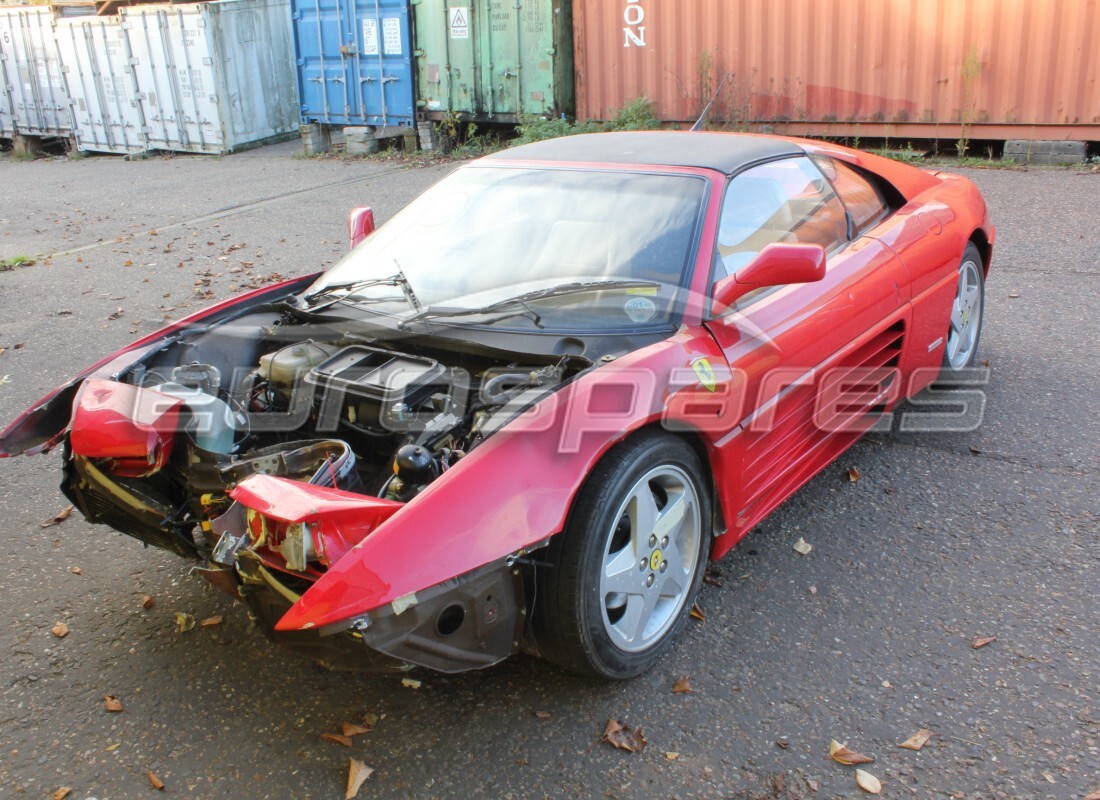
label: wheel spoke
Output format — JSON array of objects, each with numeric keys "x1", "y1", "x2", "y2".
[
  {"x1": 603, "y1": 547, "x2": 641, "y2": 595},
  {"x1": 950, "y1": 299, "x2": 964, "y2": 334},
  {"x1": 964, "y1": 285, "x2": 980, "y2": 310},
  {"x1": 627, "y1": 483, "x2": 658, "y2": 542},
  {"x1": 623, "y1": 586, "x2": 661, "y2": 643},
  {"x1": 652, "y1": 489, "x2": 689, "y2": 540},
  {"x1": 663, "y1": 540, "x2": 687, "y2": 580}
]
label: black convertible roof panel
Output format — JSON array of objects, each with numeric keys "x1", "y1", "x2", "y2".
[{"x1": 486, "y1": 131, "x2": 804, "y2": 173}]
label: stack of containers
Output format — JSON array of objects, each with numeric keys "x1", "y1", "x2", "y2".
[
  {"x1": 122, "y1": 0, "x2": 298, "y2": 154},
  {"x1": 54, "y1": 14, "x2": 144, "y2": 153},
  {"x1": 0, "y1": 7, "x2": 72, "y2": 139},
  {"x1": 3, "y1": 0, "x2": 298, "y2": 155}
]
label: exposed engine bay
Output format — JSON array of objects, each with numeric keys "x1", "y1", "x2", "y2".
[{"x1": 59, "y1": 303, "x2": 592, "y2": 671}]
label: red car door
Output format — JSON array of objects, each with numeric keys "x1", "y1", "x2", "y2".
[{"x1": 704, "y1": 156, "x2": 912, "y2": 552}]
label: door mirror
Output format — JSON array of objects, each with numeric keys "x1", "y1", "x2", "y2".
[
  {"x1": 348, "y1": 206, "x2": 375, "y2": 249},
  {"x1": 710, "y1": 242, "x2": 827, "y2": 317}
]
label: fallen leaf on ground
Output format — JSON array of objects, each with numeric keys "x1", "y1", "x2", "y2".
[
  {"x1": 107, "y1": 307, "x2": 124, "y2": 320},
  {"x1": 602, "y1": 719, "x2": 647, "y2": 752},
  {"x1": 1008, "y1": 293, "x2": 1020, "y2": 298},
  {"x1": 968, "y1": 445, "x2": 981, "y2": 454},
  {"x1": 104, "y1": 694, "x2": 123, "y2": 712},
  {"x1": 141, "y1": 595, "x2": 155, "y2": 610},
  {"x1": 898, "y1": 729, "x2": 933, "y2": 751},
  {"x1": 51, "y1": 622, "x2": 69, "y2": 638},
  {"x1": 342, "y1": 721, "x2": 373, "y2": 737},
  {"x1": 664, "y1": 751, "x2": 680, "y2": 761},
  {"x1": 671, "y1": 676, "x2": 695, "y2": 693},
  {"x1": 321, "y1": 732, "x2": 353, "y2": 747},
  {"x1": 174, "y1": 612, "x2": 195, "y2": 633},
  {"x1": 123, "y1": 260, "x2": 133, "y2": 266},
  {"x1": 971, "y1": 635, "x2": 997, "y2": 649},
  {"x1": 52, "y1": 788, "x2": 72, "y2": 800},
  {"x1": 147, "y1": 771, "x2": 165, "y2": 790},
  {"x1": 70, "y1": 566, "x2": 82, "y2": 575},
  {"x1": 401, "y1": 677, "x2": 421, "y2": 689},
  {"x1": 106, "y1": 743, "x2": 120, "y2": 752},
  {"x1": 881, "y1": 680, "x2": 893, "y2": 689},
  {"x1": 345, "y1": 758, "x2": 373, "y2": 800},
  {"x1": 199, "y1": 615, "x2": 224, "y2": 628},
  {"x1": 41, "y1": 506, "x2": 74, "y2": 528},
  {"x1": 362, "y1": 712, "x2": 379, "y2": 728},
  {"x1": 793, "y1": 537, "x2": 813, "y2": 555},
  {"x1": 1083, "y1": 789, "x2": 1100, "y2": 800},
  {"x1": 855, "y1": 768, "x2": 881, "y2": 794},
  {"x1": 847, "y1": 467, "x2": 861, "y2": 482},
  {"x1": 534, "y1": 711, "x2": 552, "y2": 720},
  {"x1": 775, "y1": 739, "x2": 790, "y2": 749},
  {"x1": 689, "y1": 602, "x2": 705, "y2": 622},
  {"x1": 830, "y1": 740, "x2": 874, "y2": 765}
]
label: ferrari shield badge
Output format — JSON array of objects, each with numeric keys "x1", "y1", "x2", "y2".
[{"x1": 691, "y1": 358, "x2": 717, "y2": 392}]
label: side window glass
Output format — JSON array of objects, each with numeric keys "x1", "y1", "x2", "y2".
[
  {"x1": 716, "y1": 157, "x2": 848, "y2": 281},
  {"x1": 814, "y1": 156, "x2": 889, "y2": 233}
]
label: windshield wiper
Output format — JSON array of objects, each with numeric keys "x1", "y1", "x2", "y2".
[
  {"x1": 398, "y1": 279, "x2": 660, "y2": 330},
  {"x1": 302, "y1": 263, "x2": 424, "y2": 313}
]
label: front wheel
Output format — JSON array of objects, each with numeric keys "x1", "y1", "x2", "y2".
[
  {"x1": 533, "y1": 432, "x2": 711, "y2": 679},
  {"x1": 943, "y1": 243, "x2": 985, "y2": 372}
]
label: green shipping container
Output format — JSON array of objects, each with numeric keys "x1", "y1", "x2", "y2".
[{"x1": 413, "y1": 0, "x2": 573, "y2": 122}]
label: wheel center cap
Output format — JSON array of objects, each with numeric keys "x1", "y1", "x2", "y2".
[{"x1": 649, "y1": 549, "x2": 663, "y2": 571}]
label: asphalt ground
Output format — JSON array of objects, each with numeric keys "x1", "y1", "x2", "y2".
[{"x1": 0, "y1": 143, "x2": 1097, "y2": 800}]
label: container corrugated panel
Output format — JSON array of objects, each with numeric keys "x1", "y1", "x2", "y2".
[
  {"x1": 573, "y1": 0, "x2": 1100, "y2": 140},
  {"x1": 413, "y1": 0, "x2": 573, "y2": 122},
  {"x1": 55, "y1": 16, "x2": 146, "y2": 153},
  {"x1": 123, "y1": 0, "x2": 299, "y2": 154},
  {"x1": 0, "y1": 7, "x2": 72, "y2": 137},
  {"x1": 291, "y1": 0, "x2": 414, "y2": 127}
]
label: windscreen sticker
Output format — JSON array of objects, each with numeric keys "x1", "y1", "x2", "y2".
[{"x1": 624, "y1": 296, "x2": 657, "y2": 323}]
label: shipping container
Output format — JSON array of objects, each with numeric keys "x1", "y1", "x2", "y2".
[
  {"x1": 291, "y1": 0, "x2": 415, "y2": 127},
  {"x1": 123, "y1": 0, "x2": 299, "y2": 154},
  {"x1": 573, "y1": 0, "x2": 1100, "y2": 141},
  {"x1": 413, "y1": 0, "x2": 573, "y2": 122},
  {"x1": 55, "y1": 15, "x2": 145, "y2": 153},
  {"x1": 0, "y1": 7, "x2": 71, "y2": 138}
]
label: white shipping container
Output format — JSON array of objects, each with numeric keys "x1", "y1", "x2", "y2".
[
  {"x1": 55, "y1": 16, "x2": 146, "y2": 154},
  {"x1": 0, "y1": 7, "x2": 71, "y2": 138},
  {"x1": 123, "y1": 0, "x2": 298, "y2": 154}
]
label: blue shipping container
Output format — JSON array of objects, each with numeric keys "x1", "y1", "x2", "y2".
[{"x1": 291, "y1": 0, "x2": 414, "y2": 126}]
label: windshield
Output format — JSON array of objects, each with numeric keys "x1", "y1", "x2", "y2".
[{"x1": 310, "y1": 165, "x2": 707, "y2": 330}]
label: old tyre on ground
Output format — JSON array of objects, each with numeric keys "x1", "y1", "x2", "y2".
[
  {"x1": 943, "y1": 242, "x2": 986, "y2": 372},
  {"x1": 533, "y1": 431, "x2": 711, "y2": 679}
]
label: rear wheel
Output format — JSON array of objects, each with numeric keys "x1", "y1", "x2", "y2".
[
  {"x1": 533, "y1": 432, "x2": 711, "y2": 679},
  {"x1": 943, "y1": 243, "x2": 985, "y2": 371}
]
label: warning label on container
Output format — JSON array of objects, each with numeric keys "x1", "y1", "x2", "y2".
[
  {"x1": 449, "y1": 7, "x2": 469, "y2": 39},
  {"x1": 382, "y1": 16, "x2": 402, "y2": 54},
  {"x1": 362, "y1": 18, "x2": 379, "y2": 55}
]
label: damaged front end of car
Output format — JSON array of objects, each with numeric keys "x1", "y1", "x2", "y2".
[{"x1": 1, "y1": 279, "x2": 590, "y2": 673}]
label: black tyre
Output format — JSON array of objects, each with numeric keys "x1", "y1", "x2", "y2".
[
  {"x1": 942, "y1": 243, "x2": 985, "y2": 372},
  {"x1": 533, "y1": 431, "x2": 711, "y2": 679}
]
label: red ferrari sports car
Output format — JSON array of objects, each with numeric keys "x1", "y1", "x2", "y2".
[{"x1": 1, "y1": 132, "x2": 991, "y2": 679}]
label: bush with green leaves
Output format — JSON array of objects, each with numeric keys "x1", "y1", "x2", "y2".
[{"x1": 513, "y1": 98, "x2": 662, "y2": 146}]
